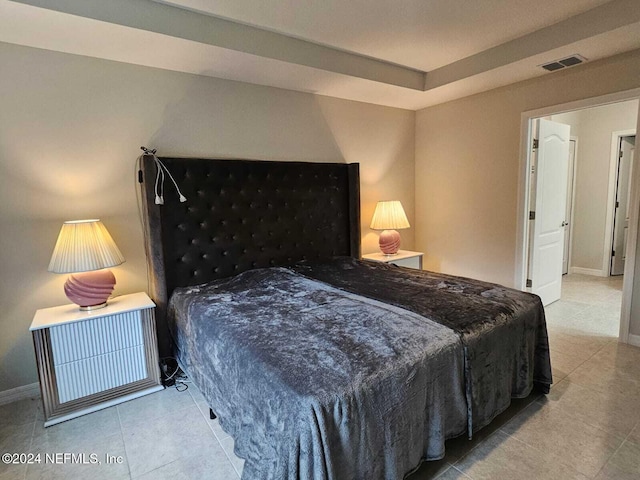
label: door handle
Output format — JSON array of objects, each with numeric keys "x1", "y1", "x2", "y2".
[{"x1": 561, "y1": 221, "x2": 568, "y2": 227}]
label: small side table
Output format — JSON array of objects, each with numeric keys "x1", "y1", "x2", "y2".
[
  {"x1": 30, "y1": 292, "x2": 163, "y2": 426},
  {"x1": 362, "y1": 250, "x2": 424, "y2": 270}
]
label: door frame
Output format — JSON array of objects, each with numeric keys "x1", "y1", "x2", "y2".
[
  {"x1": 515, "y1": 87, "x2": 640, "y2": 344},
  {"x1": 564, "y1": 137, "x2": 578, "y2": 276},
  {"x1": 608, "y1": 130, "x2": 637, "y2": 275}
]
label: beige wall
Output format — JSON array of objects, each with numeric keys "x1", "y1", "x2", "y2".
[
  {"x1": 553, "y1": 101, "x2": 638, "y2": 273},
  {"x1": 0, "y1": 42, "x2": 415, "y2": 393},
  {"x1": 415, "y1": 49, "x2": 640, "y2": 288}
]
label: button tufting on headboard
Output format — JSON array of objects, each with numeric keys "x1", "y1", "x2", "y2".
[{"x1": 140, "y1": 156, "x2": 361, "y2": 356}]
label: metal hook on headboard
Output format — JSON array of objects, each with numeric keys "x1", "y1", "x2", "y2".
[
  {"x1": 140, "y1": 146, "x2": 187, "y2": 205},
  {"x1": 141, "y1": 146, "x2": 157, "y2": 156}
]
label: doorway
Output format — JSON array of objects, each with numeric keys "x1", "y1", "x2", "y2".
[
  {"x1": 516, "y1": 89, "x2": 640, "y2": 344},
  {"x1": 563, "y1": 139, "x2": 577, "y2": 276},
  {"x1": 611, "y1": 134, "x2": 636, "y2": 276}
]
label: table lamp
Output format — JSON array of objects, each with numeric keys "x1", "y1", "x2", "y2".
[
  {"x1": 370, "y1": 200, "x2": 410, "y2": 255},
  {"x1": 48, "y1": 219, "x2": 125, "y2": 311}
]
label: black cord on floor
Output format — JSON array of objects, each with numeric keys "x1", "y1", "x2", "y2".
[{"x1": 159, "y1": 357, "x2": 192, "y2": 392}]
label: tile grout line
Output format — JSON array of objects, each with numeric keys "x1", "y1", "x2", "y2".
[
  {"x1": 191, "y1": 390, "x2": 226, "y2": 441},
  {"x1": 544, "y1": 400, "x2": 631, "y2": 445},
  {"x1": 186, "y1": 385, "x2": 241, "y2": 478},
  {"x1": 591, "y1": 420, "x2": 638, "y2": 479},
  {"x1": 191, "y1": 392, "x2": 241, "y2": 479},
  {"x1": 507, "y1": 275, "x2": 626, "y2": 478},
  {"x1": 433, "y1": 461, "x2": 474, "y2": 479},
  {"x1": 220, "y1": 441, "x2": 242, "y2": 479},
  {"x1": 430, "y1": 463, "x2": 459, "y2": 480},
  {"x1": 191, "y1": 397, "x2": 224, "y2": 440},
  {"x1": 115, "y1": 405, "x2": 133, "y2": 479},
  {"x1": 501, "y1": 377, "x2": 634, "y2": 478},
  {"x1": 549, "y1": 337, "x2": 612, "y2": 382},
  {"x1": 496, "y1": 423, "x2": 588, "y2": 478},
  {"x1": 188, "y1": 387, "x2": 231, "y2": 442},
  {"x1": 118, "y1": 387, "x2": 205, "y2": 478},
  {"x1": 539, "y1": 340, "x2": 640, "y2": 441},
  {"x1": 447, "y1": 464, "x2": 474, "y2": 479},
  {"x1": 532, "y1": 385, "x2": 631, "y2": 443},
  {"x1": 450, "y1": 428, "x2": 506, "y2": 468},
  {"x1": 22, "y1": 418, "x2": 37, "y2": 480}
]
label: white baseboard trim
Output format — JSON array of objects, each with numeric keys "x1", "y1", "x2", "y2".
[
  {"x1": 569, "y1": 267, "x2": 608, "y2": 277},
  {"x1": 628, "y1": 334, "x2": 640, "y2": 348},
  {"x1": 0, "y1": 383, "x2": 40, "y2": 406}
]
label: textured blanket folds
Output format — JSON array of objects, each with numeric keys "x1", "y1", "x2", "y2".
[
  {"x1": 291, "y1": 257, "x2": 553, "y2": 433},
  {"x1": 168, "y1": 268, "x2": 467, "y2": 480}
]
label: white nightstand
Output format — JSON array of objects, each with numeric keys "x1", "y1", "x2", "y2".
[
  {"x1": 30, "y1": 292, "x2": 163, "y2": 426},
  {"x1": 362, "y1": 250, "x2": 424, "y2": 270}
]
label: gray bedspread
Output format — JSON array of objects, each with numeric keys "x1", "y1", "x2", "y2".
[
  {"x1": 168, "y1": 267, "x2": 467, "y2": 480},
  {"x1": 290, "y1": 257, "x2": 553, "y2": 434}
]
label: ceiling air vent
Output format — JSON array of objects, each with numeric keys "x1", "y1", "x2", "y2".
[
  {"x1": 540, "y1": 54, "x2": 587, "y2": 72},
  {"x1": 542, "y1": 62, "x2": 564, "y2": 72}
]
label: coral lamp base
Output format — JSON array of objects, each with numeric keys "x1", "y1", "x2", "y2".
[
  {"x1": 378, "y1": 229, "x2": 401, "y2": 255},
  {"x1": 64, "y1": 269, "x2": 116, "y2": 310}
]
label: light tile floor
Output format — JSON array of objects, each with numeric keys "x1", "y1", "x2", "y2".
[{"x1": 1, "y1": 274, "x2": 638, "y2": 480}]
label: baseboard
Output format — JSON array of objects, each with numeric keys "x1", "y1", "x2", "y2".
[
  {"x1": 628, "y1": 334, "x2": 640, "y2": 348},
  {"x1": 0, "y1": 383, "x2": 40, "y2": 406},
  {"x1": 568, "y1": 267, "x2": 608, "y2": 277}
]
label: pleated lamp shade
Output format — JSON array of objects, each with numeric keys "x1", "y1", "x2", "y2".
[
  {"x1": 48, "y1": 220, "x2": 125, "y2": 310},
  {"x1": 48, "y1": 219, "x2": 125, "y2": 273},
  {"x1": 370, "y1": 201, "x2": 410, "y2": 230},
  {"x1": 370, "y1": 201, "x2": 410, "y2": 255}
]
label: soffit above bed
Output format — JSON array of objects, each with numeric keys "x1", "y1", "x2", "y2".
[{"x1": 1, "y1": 0, "x2": 640, "y2": 110}]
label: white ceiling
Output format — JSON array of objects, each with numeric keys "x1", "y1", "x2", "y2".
[
  {"x1": 162, "y1": 0, "x2": 613, "y2": 71},
  {"x1": 2, "y1": 0, "x2": 640, "y2": 110}
]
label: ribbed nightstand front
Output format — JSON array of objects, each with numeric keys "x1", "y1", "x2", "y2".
[{"x1": 30, "y1": 292, "x2": 163, "y2": 426}]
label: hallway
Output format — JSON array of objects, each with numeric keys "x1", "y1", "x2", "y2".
[{"x1": 545, "y1": 273, "x2": 623, "y2": 382}]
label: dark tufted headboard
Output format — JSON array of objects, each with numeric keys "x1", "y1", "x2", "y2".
[{"x1": 139, "y1": 155, "x2": 361, "y2": 354}]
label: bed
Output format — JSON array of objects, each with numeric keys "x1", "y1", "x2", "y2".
[{"x1": 139, "y1": 154, "x2": 552, "y2": 480}]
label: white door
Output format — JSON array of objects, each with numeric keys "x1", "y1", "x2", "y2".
[
  {"x1": 562, "y1": 140, "x2": 576, "y2": 275},
  {"x1": 611, "y1": 136, "x2": 636, "y2": 275},
  {"x1": 530, "y1": 119, "x2": 571, "y2": 306}
]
